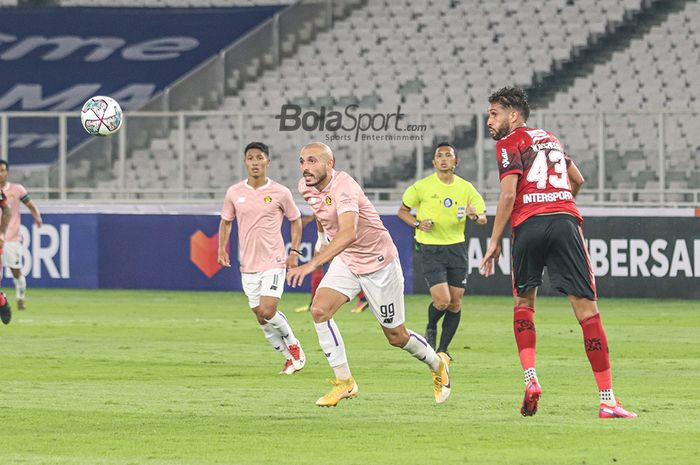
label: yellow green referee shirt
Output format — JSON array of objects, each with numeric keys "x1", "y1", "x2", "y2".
[{"x1": 402, "y1": 173, "x2": 486, "y2": 245}]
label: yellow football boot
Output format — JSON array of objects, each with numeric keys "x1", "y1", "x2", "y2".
[
  {"x1": 432, "y1": 352, "x2": 452, "y2": 404},
  {"x1": 315, "y1": 377, "x2": 359, "y2": 407}
]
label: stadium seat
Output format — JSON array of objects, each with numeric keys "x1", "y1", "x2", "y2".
[
  {"x1": 50, "y1": 0, "x2": 693, "y2": 202},
  {"x1": 541, "y1": 1, "x2": 700, "y2": 194}
]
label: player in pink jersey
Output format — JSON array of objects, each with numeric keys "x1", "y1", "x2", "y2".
[
  {"x1": 293, "y1": 215, "x2": 368, "y2": 314},
  {"x1": 480, "y1": 86, "x2": 636, "y2": 419},
  {"x1": 0, "y1": 160, "x2": 43, "y2": 310},
  {"x1": 0, "y1": 178, "x2": 12, "y2": 324},
  {"x1": 217, "y1": 142, "x2": 307, "y2": 376},
  {"x1": 286, "y1": 142, "x2": 451, "y2": 407}
]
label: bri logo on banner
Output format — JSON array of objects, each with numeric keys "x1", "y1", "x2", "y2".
[{"x1": 3, "y1": 224, "x2": 70, "y2": 279}]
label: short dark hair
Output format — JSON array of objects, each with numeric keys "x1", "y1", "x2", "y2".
[
  {"x1": 244, "y1": 142, "x2": 269, "y2": 158},
  {"x1": 0, "y1": 159, "x2": 7, "y2": 170},
  {"x1": 435, "y1": 142, "x2": 455, "y2": 152},
  {"x1": 488, "y1": 86, "x2": 530, "y2": 121}
]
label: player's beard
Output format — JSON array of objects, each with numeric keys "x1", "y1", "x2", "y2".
[
  {"x1": 304, "y1": 170, "x2": 327, "y2": 187},
  {"x1": 490, "y1": 126, "x2": 509, "y2": 141}
]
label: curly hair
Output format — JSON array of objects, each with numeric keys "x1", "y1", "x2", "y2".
[{"x1": 488, "y1": 86, "x2": 530, "y2": 121}]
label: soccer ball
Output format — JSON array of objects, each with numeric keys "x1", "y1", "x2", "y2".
[{"x1": 80, "y1": 96, "x2": 123, "y2": 136}]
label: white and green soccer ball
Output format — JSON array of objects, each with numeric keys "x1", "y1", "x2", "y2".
[{"x1": 80, "y1": 96, "x2": 123, "y2": 136}]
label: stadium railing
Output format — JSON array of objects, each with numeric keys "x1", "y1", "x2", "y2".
[{"x1": 1, "y1": 109, "x2": 698, "y2": 207}]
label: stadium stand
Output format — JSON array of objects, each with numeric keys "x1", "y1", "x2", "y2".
[
  {"x1": 55, "y1": 0, "x2": 295, "y2": 5},
  {"x1": 93, "y1": 0, "x2": 653, "y2": 194},
  {"x1": 541, "y1": 0, "x2": 700, "y2": 202},
  {"x1": 4, "y1": 0, "x2": 698, "y2": 205}
]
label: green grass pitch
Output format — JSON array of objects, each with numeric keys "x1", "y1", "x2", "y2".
[{"x1": 1, "y1": 289, "x2": 699, "y2": 465}]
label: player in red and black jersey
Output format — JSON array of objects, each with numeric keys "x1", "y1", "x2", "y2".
[
  {"x1": 0, "y1": 188, "x2": 12, "y2": 325},
  {"x1": 480, "y1": 86, "x2": 636, "y2": 419}
]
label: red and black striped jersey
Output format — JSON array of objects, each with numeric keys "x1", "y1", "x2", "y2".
[{"x1": 496, "y1": 126, "x2": 582, "y2": 228}]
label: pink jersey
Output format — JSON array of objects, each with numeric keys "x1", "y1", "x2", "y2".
[
  {"x1": 221, "y1": 178, "x2": 301, "y2": 273},
  {"x1": 1, "y1": 183, "x2": 29, "y2": 242},
  {"x1": 298, "y1": 170, "x2": 397, "y2": 275}
]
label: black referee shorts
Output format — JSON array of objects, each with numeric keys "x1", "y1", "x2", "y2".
[
  {"x1": 511, "y1": 214, "x2": 597, "y2": 300},
  {"x1": 417, "y1": 242, "x2": 468, "y2": 289}
]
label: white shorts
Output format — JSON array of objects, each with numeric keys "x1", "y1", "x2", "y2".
[
  {"x1": 319, "y1": 256, "x2": 405, "y2": 328},
  {"x1": 241, "y1": 268, "x2": 286, "y2": 309},
  {"x1": 3, "y1": 241, "x2": 22, "y2": 269}
]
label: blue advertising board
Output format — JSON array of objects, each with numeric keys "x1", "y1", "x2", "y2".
[
  {"x1": 0, "y1": 6, "x2": 283, "y2": 163},
  {"x1": 3, "y1": 214, "x2": 99, "y2": 288},
  {"x1": 2, "y1": 212, "x2": 697, "y2": 298},
  {"x1": 97, "y1": 214, "x2": 415, "y2": 293}
]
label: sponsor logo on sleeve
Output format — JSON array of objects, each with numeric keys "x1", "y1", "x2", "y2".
[{"x1": 501, "y1": 148, "x2": 510, "y2": 168}]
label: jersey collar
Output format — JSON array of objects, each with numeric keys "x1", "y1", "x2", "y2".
[
  {"x1": 433, "y1": 171, "x2": 455, "y2": 185},
  {"x1": 503, "y1": 125, "x2": 528, "y2": 140},
  {"x1": 244, "y1": 178, "x2": 271, "y2": 190}
]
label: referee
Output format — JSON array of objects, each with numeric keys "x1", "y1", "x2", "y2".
[{"x1": 398, "y1": 142, "x2": 487, "y2": 359}]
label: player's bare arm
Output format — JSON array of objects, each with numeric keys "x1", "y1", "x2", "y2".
[
  {"x1": 24, "y1": 199, "x2": 43, "y2": 227},
  {"x1": 398, "y1": 204, "x2": 432, "y2": 231},
  {"x1": 217, "y1": 219, "x2": 232, "y2": 267},
  {"x1": 286, "y1": 211, "x2": 359, "y2": 287},
  {"x1": 467, "y1": 189, "x2": 488, "y2": 224},
  {"x1": 468, "y1": 205, "x2": 488, "y2": 224},
  {"x1": 301, "y1": 215, "x2": 316, "y2": 227},
  {"x1": 0, "y1": 203, "x2": 10, "y2": 248},
  {"x1": 314, "y1": 218, "x2": 328, "y2": 253},
  {"x1": 480, "y1": 174, "x2": 518, "y2": 276},
  {"x1": 286, "y1": 216, "x2": 303, "y2": 269},
  {"x1": 568, "y1": 161, "x2": 585, "y2": 197}
]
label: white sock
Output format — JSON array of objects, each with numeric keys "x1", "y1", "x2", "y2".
[
  {"x1": 314, "y1": 319, "x2": 349, "y2": 374},
  {"x1": 524, "y1": 368, "x2": 538, "y2": 384},
  {"x1": 14, "y1": 275, "x2": 26, "y2": 299},
  {"x1": 261, "y1": 323, "x2": 292, "y2": 359},
  {"x1": 332, "y1": 362, "x2": 352, "y2": 380},
  {"x1": 600, "y1": 389, "x2": 616, "y2": 407},
  {"x1": 403, "y1": 330, "x2": 440, "y2": 371},
  {"x1": 265, "y1": 311, "x2": 299, "y2": 347}
]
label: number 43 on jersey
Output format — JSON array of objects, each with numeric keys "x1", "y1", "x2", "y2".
[{"x1": 526, "y1": 150, "x2": 571, "y2": 190}]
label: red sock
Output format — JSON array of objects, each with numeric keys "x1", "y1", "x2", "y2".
[
  {"x1": 0, "y1": 292, "x2": 5, "y2": 306},
  {"x1": 357, "y1": 291, "x2": 366, "y2": 303},
  {"x1": 513, "y1": 306, "x2": 536, "y2": 370},
  {"x1": 580, "y1": 313, "x2": 612, "y2": 390},
  {"x1": 311, "y1": 267, "x2": 324, "y2": 300}
]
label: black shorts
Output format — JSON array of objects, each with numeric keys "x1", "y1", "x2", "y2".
[
  {"x1": 417, "y1": 242, "x2": 468, "y2": 289},
  {"x1": 512, "y1": 214, "x2": 597, "y2": 300}
]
